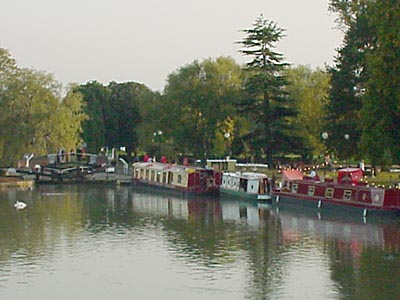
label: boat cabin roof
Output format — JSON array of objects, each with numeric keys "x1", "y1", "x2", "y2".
[
  {"x1": 282, "y1": 169, "x2": 304, "y2": 182},
  {"x1": 281, "y1": 167, "x2": 364, "y2": 185},
  {"x1": 223, "y1": 172, "x2": 268, "y2": 180},
  {"x1": 337, "y1": 167, "x2": 363, "y2": 184},
  {"x1": 133, "y1": 162, "x2": 208, "y2": 174}
]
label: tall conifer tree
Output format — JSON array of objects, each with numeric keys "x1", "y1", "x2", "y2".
[{"x1": 239, "y1": 15, "x2": 300, "y2": 168}]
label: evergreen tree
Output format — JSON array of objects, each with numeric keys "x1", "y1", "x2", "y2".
[{"x1": 238, "y1": 15, "x2": 300, "y2": 168}]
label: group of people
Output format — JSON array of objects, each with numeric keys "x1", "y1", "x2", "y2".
[{"x1": 143, "y1": 154, "x2": 167, "y2": 164}]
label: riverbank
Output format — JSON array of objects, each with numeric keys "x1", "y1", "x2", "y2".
[{"x1": 0, "y1": 176, "x2": 34, "y2": 189}]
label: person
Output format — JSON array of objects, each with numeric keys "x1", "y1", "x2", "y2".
[{"x1": 359, "y1": 160, "x2": 365, "y2": 172}]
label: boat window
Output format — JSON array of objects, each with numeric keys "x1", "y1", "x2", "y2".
[
  {"x1": 151, "y1": 171, "x2": 155, "y2": 181},
  {"x1": 140, "y1": 169, "x2": 144, "y2": 179},
  {"x1": 343, "y1": 190, "x2": 352, "y2": 201},
  {"x1": 134, "y1": 169, "x2": 139, "y2": 178},
  {"x1": 308, "y1": 186, "x2": 315, "y2": 196},
  {"x1": 177, "y1": 174, "x2": 182, "y2": 184},
  {"x1": 157, "y1": 172, "x2": 161, "y2": 182},
  {"x1": 291, "y1": 183, "x2": 298, "y2": 193},
  {"x1": 145, "y1": 170, "x2": 149, "y2": 180},
  {"x1": 325, "y1": 188, "x2": 334, "y2": 198},
  {"x1": 162, "y1": 172, "x2": 167, "y2": 183},
  {"x1": 240, "y1": 179, "x2": 247, "y2": 191}
]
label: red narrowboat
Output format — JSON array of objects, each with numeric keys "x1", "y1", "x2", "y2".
[
  {"x1": 132, "y1": 162, "x2": 222, "y2": 195},
  {"x1": 272, "y1": 168, "x2": 400, "y2": 218}
]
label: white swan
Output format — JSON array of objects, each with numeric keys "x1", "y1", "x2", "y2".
[{"x1": 15, "y1": 201, "x2": 27, "y2": 210}]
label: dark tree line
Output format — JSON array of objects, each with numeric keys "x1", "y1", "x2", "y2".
[
  {"x1": 4, "y1": 4, "x2": 398, "y2": 169},
  {"x1": 326, "y1": 0, "x2": 400, "y2": 169},
  {"x1": 74, "y1": 81, "x2": 151, "y2": 161}
]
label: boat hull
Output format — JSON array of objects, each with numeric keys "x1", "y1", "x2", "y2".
[
  {"x1": 220, "y1": 187, "x2": 271, "y2": 201},
  {"x1": 271, "y1": 192, "x2": 400, "y2": 218},
  {"x1": 132, "y1": 178, "x2": 219, "y2": 196}
]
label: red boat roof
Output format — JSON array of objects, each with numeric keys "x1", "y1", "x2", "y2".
[
  {"x1": 337, "y1": 167, "x2": 364, "y2": 184},
  {"x1": 282, "y1": 169, "x2": 304, "y2": 183}
]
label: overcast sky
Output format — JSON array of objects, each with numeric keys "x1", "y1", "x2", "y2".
[{"x1": 1, "y1": 0, "x2": 343, "y2": 92}]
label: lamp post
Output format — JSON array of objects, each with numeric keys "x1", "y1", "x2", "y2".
[
  {"x1": 224, "y1": 132, "x2": 231, "y2": 158},
  {"x1": 321, "y1": 132, "x2": 328, "y2": 177},
  {"x1": 344, "y1": 134, "x2": 350, "y2": 167},
  {"x1": 153, "y1": 131, "x2": 163, "y2": 159}
]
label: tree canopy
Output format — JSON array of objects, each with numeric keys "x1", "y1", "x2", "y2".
[
  {"x1": 161, "y1": 57, "x2": 242, "y2": 160},
  {"x1": 0, "y1": 48, "x2": 86, "y2": 166},
  {"x1": 2, "y1": 4, "x2": 398, "y2": 168},
  {"x1": 327, "y1": 0, "x2": 400, "y2": 168},
  {"x1": 238, "y1": 15, "x2": 302, "y2": 167}
]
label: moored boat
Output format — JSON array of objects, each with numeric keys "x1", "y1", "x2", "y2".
[
  {"x1": 271, "y1": 167, "x2": 400, "y2": 218},
  {"x1": 132, "y1": 162, "x2": 222, "y2": 195},
  {"x1": 220, "y1": 172, "x2": 271, "y2": 200}
]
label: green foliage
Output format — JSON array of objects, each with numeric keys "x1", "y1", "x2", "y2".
[
  {"x1": 360, "y1": 0, "x2": 400, "y2": 166},
  {"x1": 238, "y1": 15, "x2": 301, "y2": 167},
  {"x1": 108, "y1": 82, "x2": 145, "y2": 159},
  {"x1": 285, "y1": 65, "x2": 330, "y2": 161},
  {"x1": 162, "y1": 57, "x2": 242, "y2": 160},
  {"x1": 0, "y1": 48, "x2": 86, "y2": 166},
  {"x1": 328, "y1": 0, "x2": 400, "y2": 167},
  {"x1": 77, "y1": 81, "x2": 151, "y2": 160},
  {"x1": 326, "y1": 1, "x2": 373, "y2": 161},
  {"x1": 74, "y1": 81, "x2": 109, "y2": 153}
]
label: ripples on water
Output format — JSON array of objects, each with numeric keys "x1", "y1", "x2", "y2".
[{"x1": 0, "y1": 184, "x2": 400, "y2": 299}]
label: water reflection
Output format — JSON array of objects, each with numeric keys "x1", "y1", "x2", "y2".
[{"x1": 0, "y1": 185, "x2": 399, "y2": 299}]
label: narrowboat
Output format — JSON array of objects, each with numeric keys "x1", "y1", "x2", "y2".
[
  {"x1": 220, "y1": 172, "x2": 271, "y2": 200},
  {"x1": 132, "y1": 162, "x2": 222, "y2": 195},
  {"x1": 272, "y1": 167, "x2": 400, "y2": 218}
]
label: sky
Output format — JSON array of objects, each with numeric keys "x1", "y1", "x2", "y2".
[{"x1": 1, "y1": 0, "x2": 343, "y2": 92}]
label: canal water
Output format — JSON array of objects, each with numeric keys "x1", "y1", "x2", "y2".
[{"x1": 1, "y1": 184, "x2": 400, "y2": 300}]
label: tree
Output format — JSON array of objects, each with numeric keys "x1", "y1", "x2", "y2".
[
  {"x1": 0, "y1": 48, "x2": 18, "y2": 162},
  {"x1": 50, "y1": 87, "x2": 87, "y2": 153},
  {"x1": 326, "y1": 0, "x2": 373, "y2": 162},
  {"x1": 107, "y1": 82, "x2": 145, "y2": 161},
  {"x1": 328, "y1": 0, "x2": 400, "y2": 168},
  {"x1": 360, "y1": 0, "x2": 400, "y2": 167},
  {"x1": 238, "y1": 15, "x2": 300, "y2": 168},
  {"x1": 0, "y1": 49, "x2": 86, "y2": 165},
  {"x1": 75, "y1": 81, "x2": 110, "y2": 153},
  {"x1": 162, "y1": 57, "x2": 242, "y2": 160},
  {"x1": 285, "y1": 65, "x2": 330, "y2": 161}
]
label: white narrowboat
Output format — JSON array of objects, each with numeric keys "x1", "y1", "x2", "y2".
[{"x1": 220, "y1": 172, "x2": 271, "y2": 201}]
